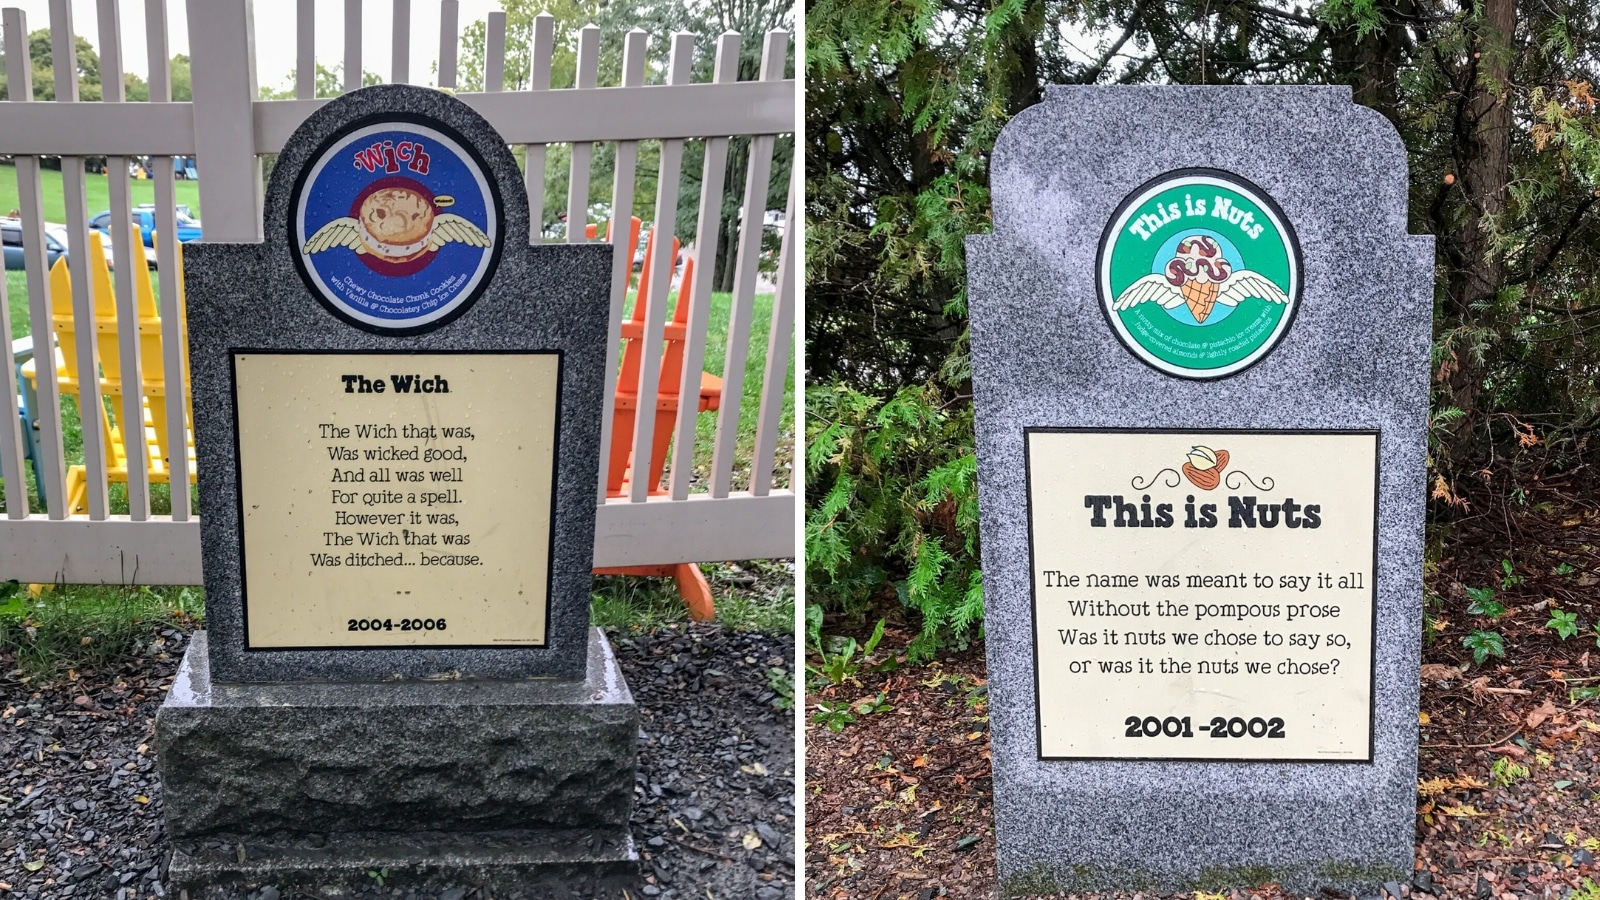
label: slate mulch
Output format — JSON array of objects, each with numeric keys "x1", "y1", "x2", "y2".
[
  {"x1": 0, "y1": 623, "x2": 795, "y2": 900},
  {"x1": 618, "y1": 623, "x2": 797, "y2": 900}
]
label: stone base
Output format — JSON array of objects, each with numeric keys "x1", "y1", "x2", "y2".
[
  {"x1": 155, "y1": 628, "x2": 639, "y2": 897},
  {"x1": 167, "y1": 829, "x2": 637, "y2": 899}
]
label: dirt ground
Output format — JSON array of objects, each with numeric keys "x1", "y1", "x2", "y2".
[{"x1": 805, "y1": 498, "x2": 1600, "y2": 899}]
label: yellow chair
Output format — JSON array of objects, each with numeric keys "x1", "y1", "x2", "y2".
[{"x1": 21, "y1": 228, "x2": 195, "y2": 514}]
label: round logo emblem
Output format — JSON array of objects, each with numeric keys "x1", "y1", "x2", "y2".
[
  {"x1": 1097, "y1": 169, "x2": 1300, "y2": 379},
  {"x1": 291, "y1": 116, "x2": 502, "y2": 334}
]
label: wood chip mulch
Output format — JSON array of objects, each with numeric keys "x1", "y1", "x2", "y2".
[
  {"x1": 805, "y1": 495, "x2": 1600, "y2": 900},
  {"x1": 805, "y1": 642, "x2": 1600, "y2": 900}
]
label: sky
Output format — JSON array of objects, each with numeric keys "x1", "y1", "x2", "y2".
[{"x1": 5, "y1": 0, "x2": 507, "y2": 91}]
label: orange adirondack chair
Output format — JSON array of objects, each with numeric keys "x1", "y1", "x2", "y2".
[{"x1": 588, "y1": 219, "x2": 723, "y2": 620}]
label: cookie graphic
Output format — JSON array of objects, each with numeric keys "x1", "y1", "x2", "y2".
[
  {"x1": 357, "y1": 185, "x2": 437, "y2": 261},
  {"x1": 293, "y1": 119, "x2": 501, "y2": 333},
  {"x1": 305, "y1": 176, "x2": 488, "y2": 272}
]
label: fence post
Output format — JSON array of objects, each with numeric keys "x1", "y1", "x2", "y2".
[{"x1": 187, "y1": 0, "x2": 262, "y2": 242}]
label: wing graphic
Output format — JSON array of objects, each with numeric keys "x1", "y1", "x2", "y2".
[
  {"x1": 1216, "y1": 270, "x2": 1290, "y2": 306},
  {"x1": 1112, "y1": 274, "x2": 1185, "y2": 311},
  {"x1": 427, "y1": 214, "x2": 492, "y2": 250},
  {"x1": 303, "y1": 217, "x2": 365, "y2": 254}
]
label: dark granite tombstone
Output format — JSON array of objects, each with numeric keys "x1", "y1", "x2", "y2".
[{"x1": 154, "y1": 85, "x2": 637, "y2": 897}]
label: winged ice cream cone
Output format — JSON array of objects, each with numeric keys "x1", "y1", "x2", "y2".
[{"x1": 1182, "y1": 280, "x2": 1220, "y2": 323}]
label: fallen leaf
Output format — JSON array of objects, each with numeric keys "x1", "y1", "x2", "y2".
[
  {"x1": 1420, "y1": 664, "x2": 1459, "y2": 681},
  {"x1": 1418, "y1": 778, "x2": 1452, "y2": 798},
  {"x1": 1528, "y1": 700, "x2": 1558, "y2": 730},
  {"x1": 912, "y1": 755, "x2": 927, "y2": 768},
  {"x1": 22, "y1": 861, "x2": 43, "y2": 872},
  {"x1": 742, "y1": 832, "x2": 762, "y2": 850},
  {"x1": 133, "y1": 795, "x2": 149, "y2": 804},
  {"x1": 1419, "y1": 711, "x2": 1431, "y2": 725}
]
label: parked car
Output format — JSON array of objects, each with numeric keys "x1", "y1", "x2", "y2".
[
  {"x1": 2, "y1": 217, "x2": 68, "y2": 270},
  {"x1": 89, "y1": 204, "x2": 202, "y2": 247},
  {"x1": 3, "y1": 218, "x2": 157, "y2": 271}
]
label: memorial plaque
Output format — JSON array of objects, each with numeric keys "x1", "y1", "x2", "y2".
[
  {"x1": 968, "y1": 86, "x2": 1433, "y2": 896},
  {"x1": 156, "y1": 85, "x2": 638, "y2": 897},
  {"x1": 1026, "y1": 429, "x2": 1376, "y2": 761},
  {"x1": 232, "y1": 351, "x2": 560, "y2": 649}
]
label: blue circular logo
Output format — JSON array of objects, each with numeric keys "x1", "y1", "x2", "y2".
[{"x1": 292, "y1": 117, "x2": 501, "y2": 333}]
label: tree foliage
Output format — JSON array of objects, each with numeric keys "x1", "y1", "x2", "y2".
[
  {"x1": 0, "y1": 31, "x2": 190, "y2": 103},
  {"x1": 806, "y1": 0, "x2": 1600, "y2": 643},
  {"x1": 453, "y1": 0, "x2": 793, "y2": 286},
  {"x1": 259, "y1": 63, "x2": 382, "y2": 100}
]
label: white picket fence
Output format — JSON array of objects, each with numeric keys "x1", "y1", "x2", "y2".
[{"x1": 0, "y1": 0, "x2": 796, "y2": 584}]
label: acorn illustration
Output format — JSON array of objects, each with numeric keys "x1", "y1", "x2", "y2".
[{"x1": 1181, "y1": 445, "x2": 1229, "y2": 491}]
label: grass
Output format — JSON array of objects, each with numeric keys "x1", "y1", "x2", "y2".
[
  {"x1": 6, "y1": 270, "x2": 28, "y2": 340},
  {"x1": 0, "y1": 161, "x2": 204, "y2": 227},
  {"x1": 0, "y1": 582, "x2": 204, "y2": 678},
  {"x1": 590, "y1": 559, "x2": 795, "y2": 635}
]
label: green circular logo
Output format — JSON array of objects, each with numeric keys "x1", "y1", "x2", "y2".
[{"x1": 1097, "y1": 169, "x2": 1300, "y2": 380}]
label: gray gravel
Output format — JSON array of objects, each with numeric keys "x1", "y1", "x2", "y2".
[{"x1": 0, "y1": 623, "x2": 795, "y2": 899}]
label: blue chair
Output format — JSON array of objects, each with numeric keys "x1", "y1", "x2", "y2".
[{"x1": 9, "y1": 336, "x2": 44, "y2": 511}]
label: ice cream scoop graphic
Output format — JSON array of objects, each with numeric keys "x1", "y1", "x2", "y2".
[
  {"x1": 302, "y1": 175, "x2": 489, "y2": 276},
  {"x1": 1112, "y1": 235, "x2": 1289, "y2": 324},
  {"x1": 1181, "y1": 445, "x2": 1229, "y2": 490}
]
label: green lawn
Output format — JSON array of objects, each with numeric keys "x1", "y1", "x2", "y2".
[
  {"x1": 654, "y1": 289, "x2": 795, "y2": 493},
  {"x1": 6, "y1": 270, "x2": 27, "y2": 340},
  {"x1": 0, "y1": 161, "x2": 203, "y2": 225}
]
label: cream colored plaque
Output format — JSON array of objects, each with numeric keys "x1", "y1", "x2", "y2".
[
  {"x1": 1026, "y1": 430, "x2": 1376, "y2": 761},
  {"x1": 234, "y1": 352, "x2": 559, "y2": 648}
]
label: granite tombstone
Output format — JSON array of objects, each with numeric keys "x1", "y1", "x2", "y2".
[
  {"x1": 153, "y1": 84, "x2": 638, "y2": 897},
  {"x1": 967, "y1": 87, "x2": 1433, "y2": 895}
]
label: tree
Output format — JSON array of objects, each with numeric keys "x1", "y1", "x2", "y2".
[
  {"x1": 259, "y1": 63, "x2": 381, "y2": 100},
  {"x1": 169, "y1": 53, "x2": 192, "y2": 102},
  {"x1": 805, "y1": 0, "x2": 1600, "y2": 645},
  {"x1": 453, "y1": 0, "x2": 793, "y2": 273},
  {"x1": 0, "y1": 28, "x2": 100, "y2": 100},
  {"x1": 0, "y1": 37, "x2": 188, "y2": 102},
  {"x1": 807, "y1": 0, "x2": 1600, "y2": 483}
]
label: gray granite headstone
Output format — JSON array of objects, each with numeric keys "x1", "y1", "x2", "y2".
[
  {"x1": 155, "y1": 84, "x2": 637, "y2": 897},
  {"x1": 968, "y1": 86, "x2": 1432, "y2": 895}
]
